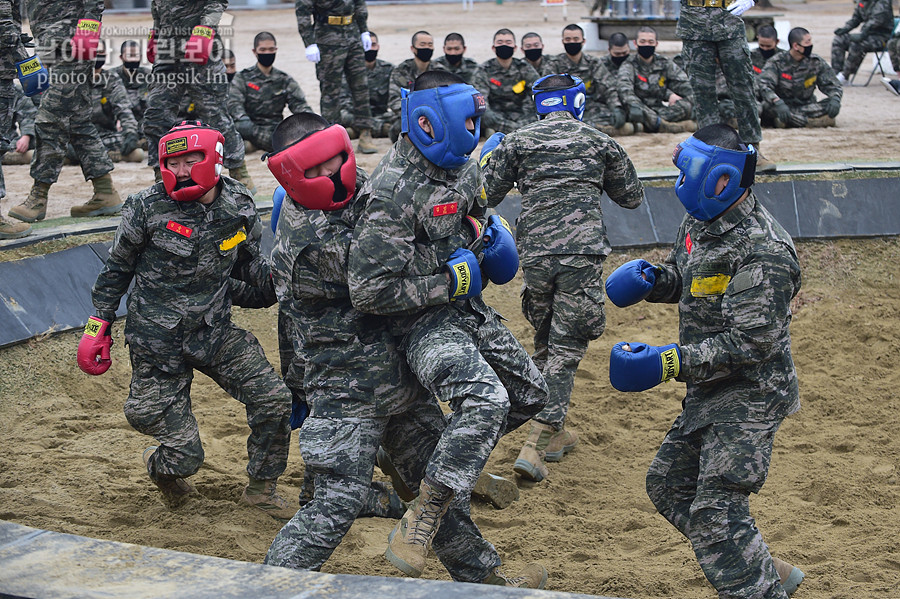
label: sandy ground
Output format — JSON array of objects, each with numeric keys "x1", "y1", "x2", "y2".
[{"x1": 2, "y1": 1, "x2": 900, "y2": 598}]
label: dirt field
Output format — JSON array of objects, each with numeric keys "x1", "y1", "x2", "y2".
[{"x1": 2, "y1": 1, "x2": 900, "y2": 598}]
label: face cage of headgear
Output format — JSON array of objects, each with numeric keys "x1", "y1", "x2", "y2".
[
  {"x1": 159, "y1": 121, "x2": 225, "y2": 202},
  {"x1": 264, "y1": 124, "x2": 357, "y2": 211},
  {"x1": 532, "y1": 73, "x2": 587, "y2": 121},
  {"x1": 671, "y1": 136, "x2": 757, "y2": 221},
  {"x1": 400, "y1": 83, "x2": 486, "y2": 170}
]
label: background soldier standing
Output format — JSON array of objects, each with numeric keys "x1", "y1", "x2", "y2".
[
  {"x1": 0, "y1": 0, "x2": 31, "y2": 238},
  {"x1": 338, "y1": 31, "x2": 393, "y2": 138},
  {"x1": 295, "y1": 0, "x2": 377, "y2": 154}
]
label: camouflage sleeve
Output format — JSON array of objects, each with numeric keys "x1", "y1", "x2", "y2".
[
  {"x1": 0, "y1": 0, "x2": 20, "y2": 49},
  {"x1": 388, "y1": 65, "x2": 406, "y2": 114},
  {"x1": 481, "y1": 136, "x2": 518, "y2": 208},
  {"x1": 860, "y1": 0, "x2": 893, "y2": 37},
  {"x1": 603, "y1": 139, "x2": 644, "y2": 209},
  {"x1": 229, "y1": 277, "x2": 276, "y2": 308},
  {"x1": 85, "y1": 0, "x2": 104, "y2": 22},
  {"x1": 816, "y1": 60, "x2": 843, "y2": 102},
  {"x1": 108, "y1": 75, "x2": 139, "y2": 136},
  {"x1": 231, "y1": 208, "x2": 272, "y2": 289},
  {"x1": 286, "y1": 76, "x2": 313, "y2": 115},
  {"x1": 294, "y1": 0, "x2": 316, "y2": 47},
  {"x1": 616, "y1": 60, "x2": 642, "y2": 110},
  {"x1": 198, "y1": 1, "x2": 226, "y2": 28},
  {"x1": 595, "y1": 61, "x2": 622, "y2": 112},
  {"x1": 646, "y1": 218, "x2": 687, "y2": 304},
  {"x1": 678, "y1": 249, "x2": 801, "y2": 383},
  {"x1": 151, "y1": 0, "x2": 159, "y2": 30},
  {"x1": 15, "y1": 91, "x2": 36, "y2": 138},
  {"x1": 227, "y1": 73, "x2": 248, "y2": 121},
  {"x1": 757, "y1": 60, "x2": 781, "y2": 105},
  {"x1": 844, "y1": 5, "x2": 863, "y2": 31},
  {"x1": 667, "y1": 61, "x2": 694, "y2": 102},
  {"x1": 91, "y1": 194, "x2": 147, "y2": 317},
  {"x1": 354, "y1": 0, "x2": 368, "y2": 35},
  {"x1": 522, "y1": 60, "x2": 540, "y2": 90},
  {"x1": 348, "y1": 191, "x2": 450, "y2": 316}
]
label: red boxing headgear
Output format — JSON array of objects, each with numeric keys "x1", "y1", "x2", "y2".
[
  {"x1": 159, "y1": 121, "x2": 225, "y2": 202},
  {"x1": 265, "y1": 124, "x2": 356, "y2": 211}
]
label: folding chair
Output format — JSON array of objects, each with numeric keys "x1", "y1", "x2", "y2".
[{"x1": 850, "y1": 41, "x2": 889, "y2": 86}]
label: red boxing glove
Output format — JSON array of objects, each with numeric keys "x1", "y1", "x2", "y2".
[
  {"x1": 71, "y1": 18, "x2": 102, "y2": 61},
  {"x1": 184, "y1": 25, "x2": 215, "y2": 65},
  {"x1": 147, "y1": 28, "x2": 157, "y2": 64},
  {"x1": 77, "y1": 316, "x2": 113, "y2": 376}
]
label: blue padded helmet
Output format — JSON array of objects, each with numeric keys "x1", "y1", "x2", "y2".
[
  {"x1": 401, "y1": 83, "x2": 486, "y2": 170},
  {"x1": 532, "y1": 73, "x2": 587, "y2": 121},
  {"x1": 672, "y1": 135, "x2": 757, "y2": 221}
]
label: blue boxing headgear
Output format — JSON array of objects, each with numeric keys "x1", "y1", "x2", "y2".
[
  {"x1": 532, "y1": 73, "x2": 586, "y2": 121},
  {"x1": 672, "y1": 136, "x2": 757, "y2": 221},
  {"x1": 401, "y1": 83, "x2": 486, "y2": 170}
]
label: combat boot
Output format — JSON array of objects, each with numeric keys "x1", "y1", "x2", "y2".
[
  {"x1": 385, "y1": 477, "x2": 454, "y2": 577},
  {"x1": 543, "y1": 427, "x2": 578, "y2": 462},
  {"x1": 344, "y1": 126, "x2": 359, "y2": 139},
  {"x1": 482, "y1": 563, "x2": 548, "y2": 589},
  {"x1": 376, "y1": 446, "x2": 416, "y2": 502},
  {"x1": 0, "y1": 215, "x2": 31, "y2": 239},
  {"x1": 122, "y1": 148, "x2": 145, "y2": 163},
  {"x1": 2, "y1": 150, "x2": 32, "y2": 165},
  {"x1": 107, "y1": 150, "x2": 122, "y2": 162},
  {"x1": 229, "y1": 161, "x2": 257, "y2": 195},
  {"x1": 9, "y1": 181, "x2": 50, "y2": 222},
  {"x1": 513, "y1": 422, "x2": 553, "y2": 482},
  {"x1": 71, "y1": 174, "x2": 123, "y2": 217},
  {"x1": 241, "y1": 477, "x2": 296, "y2": 521},
  {"x1": 472, "y1": 471, "x2": 519, "y2": 509},
  {"x1": 357, "y1": 128, "x2": 378, "y2": 154},
  {"x1": 806, "y1": 115, "x2": 836, "y2": 128},
  {"x1": 142, "y1": 446, "x2": 197, "y2": 503},
  {"x1": 755, "y1": 142, "x2": 776, "y2": 173},
  {"x1": 772, "y1": 557, "x2": 805, "y2": 596}
]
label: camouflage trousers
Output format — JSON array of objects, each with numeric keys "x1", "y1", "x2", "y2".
[
  {"x1": 235, "y1": 118, "x2": 276, "y2": 153},
  {"x1": 630, "y1": 97, "x2": 693, "y2": 131},
  {"x1": 521, "y1": 255, "x2": 606, "y2": 430},
  {"x1": 65, "y1": 128, "x2": 127, "y2": 163},
  {"x1": 0, "y1": 79, "x2": 15, "y2": 199},
  {"x1": 681, "y1": 38, "x2": 762, "y2": 144},
  {"x1": 126, "y1": 321, "x2": 291, "y2": 482},
  {"x1": 889, "y1": 37, "x2": 900, "y2": 73},
  {"x1": 646, "y1": 419, "x2": 789, "y2": 599},
  {"x1": 831, "y1": 32, "x2": 891, "y2": 77},
  {"x1": 482, "y1": 109, "x2": 536, "y2": 134},
  {"x1": 583, "y1": 103, "x2": 621, "y2": 130},
  {"x1": 403, "y1": 302, "x2": 548, "y2": 494},
  {"x1": 143, "y1": 60, "x2": 245, "y2": 169},
  {"x1": 265, "y1": 406, "x2": 505, "y2": 582},
  {"x1": 32, "y1": 59, "x2": 113, "y2": 184},
  {"x1": 760, "y1": 98, "x2": 831, "y2": 128},
  {"x1": 316, "y1": 41, "x2": 373, "y2": 130},
  {"x1": 339, "y1": 107, "x2": 392, "y2": 136}
]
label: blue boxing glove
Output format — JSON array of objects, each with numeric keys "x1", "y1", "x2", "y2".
[
  {"x1": 16, "y1": 55, "x2": 49, "y2": 97},
  {"x1": 445, "y1": 248, "x2": 482, "y2": 300},
  {"x1": 481, "y1": 215, "x2": 519, "y2": 284},
  {"x1": 271, "y1": 185, "x2": 286, "y2": 234},
  {"x1": 479, "y1": 132, "x2": 505, "y2": 168},
  {"x1": 609, "y1": 342, "x2": 681, "y2": 392},
  {"x1": 290, "y1": 396, "x2": 309, "y2": 430},
  {"x1": 605, "y1": 259, "x2": 658, "y2": 307}
]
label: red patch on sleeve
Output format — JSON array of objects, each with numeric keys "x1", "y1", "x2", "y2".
[
  {"x1": 167, "y1": 220, "x2": 193, "y2": 238},
  {"x1": 247, "y1": 82, "x2": 260, "y2": 90},
  {"x1": 637, "y1": 74, "x2": 648, "y2": 82},
  {"x1": 752, "y1": 65, "x2": 762, "y2": 74},
  {"x1": 490, "y1": 78, "x2": 502, "y2": 87},
  {"x1": 432, "y1": 202, "x2": 459, "y2": 217},
  {"x1": 685, "y1": 232, "x2": 692, "y2": 254},
  {"x1": 780, "y1": 72, "x2": 792, "y2": 80}
]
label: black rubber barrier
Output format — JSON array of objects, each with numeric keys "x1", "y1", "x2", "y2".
[{"x1": 0, "y1": 520, "x2": 621, "y2": 599}]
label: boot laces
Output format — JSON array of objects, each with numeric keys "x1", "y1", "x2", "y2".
[
  {"x1": 494, "y1": 568, "x2": 527, "y2": 587},
  {"x1": 409, "y1": 492, "x2": 449, "y2": 545}
]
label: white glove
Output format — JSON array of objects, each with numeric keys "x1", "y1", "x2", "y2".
[
  {"x1": 727, "y1": 0, "x2": 754, "y2": 17},
  {"x1": 305, "y1": 43, "x2": 320, "y2": 63},
  {"x1": 361, "y1": 31, "x2": 372, "y2": 51}
]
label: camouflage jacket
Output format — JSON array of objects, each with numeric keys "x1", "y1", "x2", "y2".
[
  {"x1": 0, "y1": 83, "x2": 36, "y2": 150},
  {"x1": 92, "y1": 178, "x2": 269, "y2": 372},
  {"x1": 228, "y1": 64, "x2": 312, "y2": 128},
  {"x1": 110, "y1": 64, "x2": 151, "y2": 121},
  {"x1": 676, "y1": 2, "x2": 746, "y2": 42},
  {"x1": 25, "y1": 0, "x2": 103, "y2": 50},
  {"x1": 758, "y1": 52, "x2": 842, "y2": 107},
  {"x1": 0, "y1": 0, "x2": 28, "y2": 80},
  {"x1": 432, "y1": 54, "x2": 479, "y2": 84},
  {"x1": 839, "y1": 0, "x2": 895, "y2": 40},
  {"x1": 544, "y1": 51, "x2": 622, "y2": 112},
  {"x1": 348, "y1": 137, "x2": 486, "y2": 336},
  {"x1": 91, "y1": 70, "x2": 139, "y2": 135},
  {"x1": 270, "y1": 167, "x2": 423, "y2": 417},
  {"x1": 472, "y1": 57, "x2": 541, "y2": 126},
  {"x1": 647, "y1": 192, "x2": 802, "y2": 433},
  {"x1": 341, "y1": 57, "x2": 392, "y2": 116},
  {"x1": 294, "y1": 0, "x2": 368, "y2": 47},
  {"x1": 388, "y1": 57, "x2": 436, "y2": 114},
  {"x1": 150, "y1": 0, "x2": 227, "y2": 64},
  {"x1": 599, "y1": 53, "x2": 627, "y2": 78},
  {"x1": 750, "y1": 47, "x2": 785, "y2": 76},
  {"x1": 482, "y1": 111, "x2": 643, "y2": 258},
  {"x1": 617, "y1": 54, "x2": 693, "y2": 109}
]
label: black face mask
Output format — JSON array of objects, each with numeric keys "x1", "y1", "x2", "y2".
[
  {"x1": 610, "y1": 54, "x2": 628, "y2": 67},
  {"x1": 445, "y1": 53, "x2": 463, "y2": 66},
  {"x1": 494, "y1": 45, "x2": 515, "y2": 60},
  {"x1": 415, "y1": 47, "x2": 433, "y2": 62},
  {"x1": 123, "y1": 60, "x2": 140, "y2": 71},
  {"x1": 524, "y1": 48, "x2": 543, "y2": 62},
  {"x1": 637, "y1": 45, "x2": 656, "y2": 59},
  {"x1": 759, "y1": 47, "x2": 777, "y2": 60},
  {"x1": 564, "y1": 42, "x2": 583, "y2": 56},
  {"x1": 364, "y1": 49, "x2": 378, "y2": 62},
  {"x1": 226, "y1": 71, "x2": 235, "y2": 82},
  {"x1": 801, "y1": 44, "x2": 812, "y2": 58},
  {"x1": 257, "y1": 52, "x2": 276, "y2": 67},
  {"x1": 94, "y1": 56, "x2": 106, "y2": 69}
]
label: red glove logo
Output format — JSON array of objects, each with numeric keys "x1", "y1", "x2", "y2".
[
  {"x1": 184, "y1": 26, "x2": 215, "y2": 65},
  {"x1": 71, "y1": 19, "x2": 102, "y2": 61},
  {"x1": 77, "y1": 317, "x2": 113, "y2": 375}
]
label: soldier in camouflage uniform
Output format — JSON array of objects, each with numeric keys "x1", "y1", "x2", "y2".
[
  {"x1": 543, "y1": 25, "x2": 630, "y2": 136},
  {"x1": 601, "y1": 32, "x2": 630, "y2": 77},
  {"x1": 228, "y1": 32, "x2": 311, "y2": 153},
  {"x1": 387, "y1": 31, "x2": 437, "y2": 141},
  {"x1": 480, "y1": 74, "x2": 644, "y2": 483},
  {"x1": 1, "y1": 82, "x2": 36, "y2": 167},
  {"x1": 86, "y1": 121, "x2": 294, "y2": 520},
  {"x1": 264, "y1": 113, "x2": 544, "y2": 587},
  {"x1": 295, "y1": 0, "x2": 377, "y2": 153},
  {"x1": 521, "y1": 32, "x2": 549, "y2": 76},
  {"x1": 9, "y1": 0, "x2": 125, "y2": 223},
  {"x1": 831, "y1": 0, "x2": 894, "y2": 83},
  {"x1": 759, "y1": 28, "x2": 843, "y2": 128},
  {"x1": 751, "y1": 26, "x2": 785, "y2": 75},
  {"x1": 337, "y1": 32, "x2": 393, "y2": 138},
  {"x1": 0, "y1": 0, "x2": 31, "y2": 239},
  {"x1": 433, "y1": 33, "x2": 479, "y2": 84},
  {"x1": 348, "y1": 71, "x2": 548, "y2": 583},
  {"x1": 617, "y1": 27, "x2": 695, "y2": 133},
  {"x1": 607, "y1": 124, "x2": 805, "y2": 599},
  {"x1": 111, "y1": 40, "x2": 151, "y2": 125},
  {"x1": 143, "y1": 0, "x2": 257, "y2": 193},
  {"x1": 472, "y1": 29, "x2": 541, "y2": 134}
]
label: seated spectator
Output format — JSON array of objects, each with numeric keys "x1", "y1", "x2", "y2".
[
  {"x1": 521, "y1": 32, "x2": 549, "y2": 75},
  {"x1": 831, "y1": 0, "x2": 894, "y2": 84},
  {"x1": 387, "y1": 30, "x2": 437, "y2": 141},
  {"x1": 472, "y1": 28, "x2": 541, "y2": 134},
  {"x1": 433, "y1": 32, "x2": 478, "y2": 84},
  {"x1": 601, "y1": 32, "x2": 630, "y2": 76}
]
